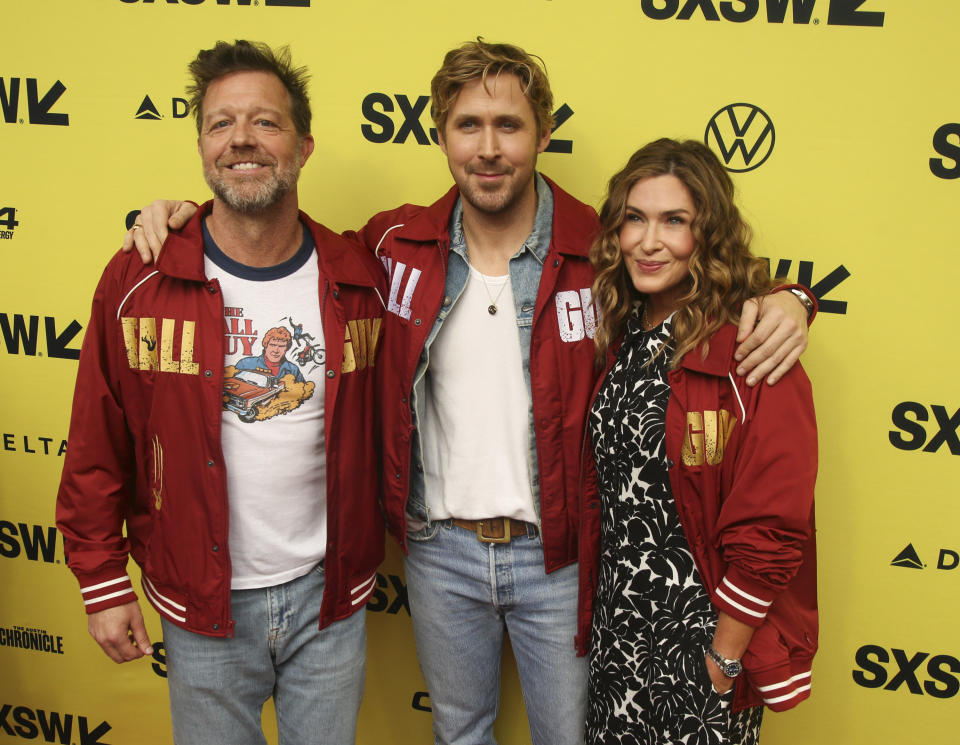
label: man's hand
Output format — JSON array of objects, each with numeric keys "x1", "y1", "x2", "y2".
[
  {"x1": 705, "y1": 652, "x2": 735, "y2": 695},
  {"x1": 121, "y1": 200, "x2": 196, "y2": 264},
  {"x1": 88, "y1": 600, "x2": 153, "y2": 663},
  {"x1": 734, "y1": 291, "x2": 809, "y2": 386}
]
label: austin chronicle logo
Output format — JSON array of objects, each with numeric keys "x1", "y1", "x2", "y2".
[{"x1": 705, "y1": 104, "x2": 775, "y2": 173}]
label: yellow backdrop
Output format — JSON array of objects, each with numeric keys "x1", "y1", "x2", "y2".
[{"x1": 2, "y1": 1, "x2": 957, "y2": 743}]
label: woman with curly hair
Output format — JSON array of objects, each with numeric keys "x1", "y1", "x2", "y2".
[{"x1": 578, "y1": 138, "x2": 818, "y2": 745}]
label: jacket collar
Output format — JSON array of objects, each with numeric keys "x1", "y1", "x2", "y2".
[
  {"x1": 391, "y1": 173, "x2": 598, "y2": 258},
  {"x1": 156, "y1": 200, "x2": 377, "y2": 288},
  {"x1": 676, "y1": 323, "x2": 739, "y2": 377}
]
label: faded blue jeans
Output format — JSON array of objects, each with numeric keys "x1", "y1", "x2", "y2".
[
  {"x1": 160, "y1": 563, "x2": 365, "y2": 745},
  {"x1": 405, "y1": 521, "x2": 587, "y2": 745}
]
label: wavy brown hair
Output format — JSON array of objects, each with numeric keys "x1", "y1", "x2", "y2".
[
  {"x1": 430, "y1": 38, "x2": 554, "y2": 139},
  {"x1": 591, "y1": 138, "x2": 774, "y2": 366},
  {"x1": 187, "y1": 40, "x2": 311, "y2": 136}
]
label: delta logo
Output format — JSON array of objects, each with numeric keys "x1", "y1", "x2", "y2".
[
  {"x1": 891, "y1": 543, "x2": 960, "y2": 571},
  {"x1": 361, "y1": 95, "x2": 575, "y2": 154},
  {"x1": 637, "y1": 0, "x2": 884, "y2": 26},
  {"x1": 134, "y1": 95, "x2": 189, "y2": 121},
  {"x1": 120, "y1": 0, "x2": 310, "y2": 6}
]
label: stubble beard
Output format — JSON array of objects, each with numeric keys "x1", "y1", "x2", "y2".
[{"x1": 205, "y1": 157, "x2": 300, "y2": 215}]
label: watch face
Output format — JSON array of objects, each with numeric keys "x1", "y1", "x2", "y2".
[{"x1": 724, "y1": 660, "x2": 743, "y2": 678}]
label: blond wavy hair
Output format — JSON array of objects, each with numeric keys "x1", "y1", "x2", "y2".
[
  {"x1": 590, "y1": 138, "x2": 774, "y2": 366},
  {"x1": 430, "y1": 38, "x2": 554, "y2": 139}
]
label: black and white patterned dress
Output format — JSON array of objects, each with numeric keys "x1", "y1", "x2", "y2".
[{"x1": 585, "y1": 309, "x2": 763, "y2": 745}]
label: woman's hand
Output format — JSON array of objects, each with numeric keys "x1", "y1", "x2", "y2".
[
  {"x1": 734, "y1": 290, "x2": 809, "y2": 386},
  {"x1": 121, "y1": 199, "x2": 197, "y2": 264}
]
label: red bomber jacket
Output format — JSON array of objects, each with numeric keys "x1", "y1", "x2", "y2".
[
  {"x1": 57, "y1": 203, "x2": 386, "y2": 637},
  {"x1": 349, "y1": 177, "x2": 601, "y2": 573},
  {"x1": 577, "y1": 323, "x2": 818, "y2": 712}
]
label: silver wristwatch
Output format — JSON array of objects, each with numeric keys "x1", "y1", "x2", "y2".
[
  {"x1": 707, "y1": 645, "x2": 743, "y2": 678},
  {"x1": 787, "y1": 287, "x2": 815, "y2": 318}
]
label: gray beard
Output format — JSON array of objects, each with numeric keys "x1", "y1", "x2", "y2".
[{"x1": 206, "y1": 163, "x2": 300, "y2": 214}]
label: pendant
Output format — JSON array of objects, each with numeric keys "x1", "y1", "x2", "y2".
[{"x1": 487, "y1": 304, "x2": 498, "y2": 315}]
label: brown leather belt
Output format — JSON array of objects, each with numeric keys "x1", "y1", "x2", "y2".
[{"x1": 451, "y1": 518, "x2": 535, "y2": 544}]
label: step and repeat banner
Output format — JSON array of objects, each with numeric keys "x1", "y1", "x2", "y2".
[{"x1": 2, "y1": 1, "x2": 957, "y2": 743}]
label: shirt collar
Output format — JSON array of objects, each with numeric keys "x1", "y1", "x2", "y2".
[{"x1": 447, "y1": 172, "x2": 555, "y2": 263}]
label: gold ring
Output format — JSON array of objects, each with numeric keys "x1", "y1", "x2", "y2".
[{"x1": 132, "y1": 223, "x2": 143, "y2": 231}]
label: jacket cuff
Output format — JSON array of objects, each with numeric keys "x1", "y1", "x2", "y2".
[
  {"x1": 76, "y1": 570, "x2": 137, "y2": 615},
  {"x1": 771, "y1": 283, "x2": 818, "y2": 325},
  {"x1": 712, "y1": 569, "x2": 775, "y2": 627}
]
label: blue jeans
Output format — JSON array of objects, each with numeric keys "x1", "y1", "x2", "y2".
[
  {"x1": 405, "y1": 521, "x2": 587, "y2": 745},
  {"x1": 160, "y1": 564, "x2": 365, "y2": 745}
]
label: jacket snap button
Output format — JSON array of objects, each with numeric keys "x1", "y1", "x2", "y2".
[
  {"x1": 206, "y1": 460, "x2": 214, "y2": 467},
  {"x1": 212, "y1": 544, "x2": 219, "y2": 552},
  {"x1": 204, "y1": 370, "x2": 212, "y2": 378},
  {"x1": 326, "y1": 370, "x2": 335, "y2": 378},
  {"x1": 414, "y1": 318, "x2": 422, "y2": 326},
  {"x1": 212, "y1": 624, "x2": 219, "y2": 631}
]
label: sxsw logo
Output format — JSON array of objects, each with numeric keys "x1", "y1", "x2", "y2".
[
  {"x1": 0, "y1": 313, "x2": 82, "y2": 360},
  {"x1": 0, "y1": 705, "x2": 111, "y2": 744},
  {"x1": 930, "y1": 122, "x2": 960, "y2": 179},
  {"x1": 360, "y1": 94, "x2": 575, "y2": 154},
  {"x1": 761, "y1": 258, "x2": 850, "y2": 315},
  {"x1": 638, "y1": 0, "x2": 884, "y2": 26},
  {"x1": 120, "y1": 0, "x2": 310, "y2": 6},
  {"x1": 889, "y1": 402, "x2": 960, "y2": 455},
  {"x1": 0, "y1": 78, "x2": 69, "y2": 126},
  {"x1": 853, "y1": 645, "x2": 960, "y2": 698},
  {"x1": 135, "y1": 95, "x2": 189, "y2": 121},
  {"x1": 0, "y1": 521, "x2": 60, "y2": 563},
  {"x1": 891, "y1": 543, "x2": 960, "y2": 571},
  {"x1": 0, "y1": 206, "x2": 18, "y2": 240},
  {"x1": 365, "y1": 573, "x2": 410, "y2": 615},
  {"x1": 705, "y1": 104, "x2": 775, "y2": 172}
]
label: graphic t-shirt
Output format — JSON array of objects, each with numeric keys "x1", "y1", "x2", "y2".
[{"x1": 203, "y1": 220, "x2": 327, "y2": 589}]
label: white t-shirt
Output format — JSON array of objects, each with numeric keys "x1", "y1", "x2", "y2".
[
  {"x1": 203, "y1": 221, "x2": 327, "y2": 589},
  {"x1": 421, "y1": 264, "x2": 537, "y2": 523}
]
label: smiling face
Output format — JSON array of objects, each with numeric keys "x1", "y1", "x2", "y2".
[
  {"x1": 199, "y1": 70, "x2": 314, "y2": 214},
  {"x1": 438, "y1": 73, "x2": 551, "y2": 218},
  {"x1": 619, "y1": 174, "x2": 698, "y2": 319}
]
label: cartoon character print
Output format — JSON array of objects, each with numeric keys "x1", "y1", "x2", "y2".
[{"x1": 223, "y1": 324, "x2": 320, "y2": 423}]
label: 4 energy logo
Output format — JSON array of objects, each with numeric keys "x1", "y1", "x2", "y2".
[
  {"x1": 361, "y1": 94, "x2": 576, "y2": 153},
  {"x1": 705, "y1": 103, "x2": 774, "y2": 172},
  {"x1": 888, "y1": 402, "x2": 960, "y2": 455},
  {"x1": 0, "y1": 77, "x2": 69, "y2": 126},
  {"x1": 135, "y1": 95, "x2": 189, "y2": 121},
  {"x1": 0, "y1": 205, "x2": 18, "y2": 240},
  {"x1": 929, "y1": 122, "x2": 960, "y2": 179},
  {"x1": 637, "y1": 0, "x2": 884, "y2": 26}
]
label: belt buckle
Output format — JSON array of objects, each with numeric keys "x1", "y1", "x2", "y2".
[{"x1": 476, "y1": 519, "x2": 511, "y2": 544}]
